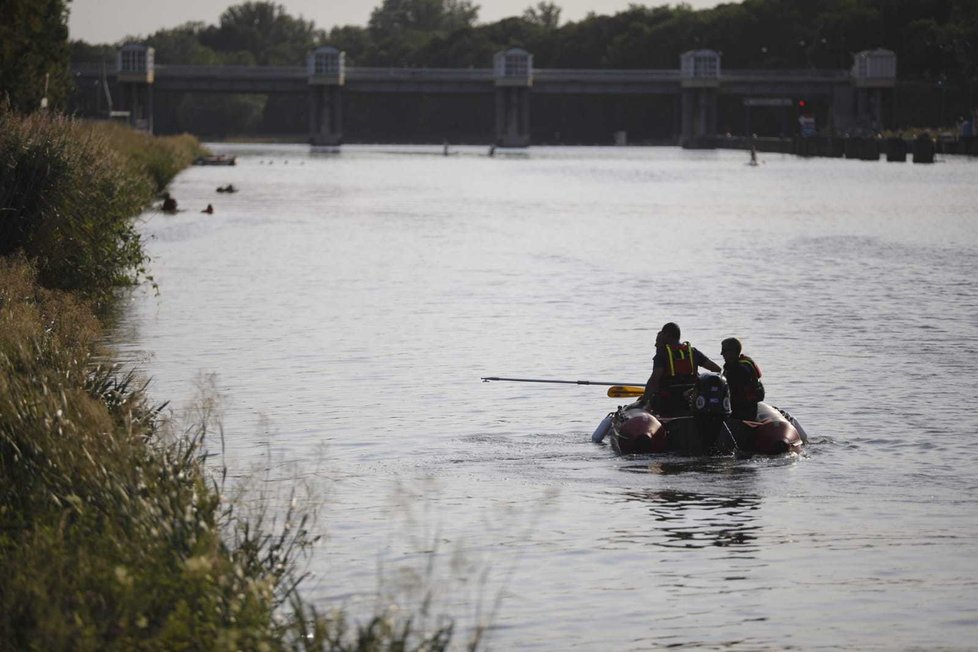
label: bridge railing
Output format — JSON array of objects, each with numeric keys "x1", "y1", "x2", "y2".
[
  {"x1": 156, "y1": 64, "x2": 305, "y2": 79},
  {"x1": 348, "y1": 67, "x2": 494, "y2": 81},
  {"x1": 722, "y1": 69, "x2": 850, "y2": 81},
  {"x1": 74, "y1": 63, "x2": 854, "y2": 85},
  {"x1": 536, "y1": 69, "x2": 681, "y2": 82}
]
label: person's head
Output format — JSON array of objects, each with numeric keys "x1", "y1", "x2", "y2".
[
  {"x1": 658, "y1": 322, "x2": 681, "y2": 345},
  {"x1": 720, "y1": 337, "x2": 742, "y2": 364}
]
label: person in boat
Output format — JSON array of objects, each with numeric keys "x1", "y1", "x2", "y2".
[
  {"x1": 640, "y1": 322, "x2": 721, "y2": 417},
  {"x1": 202, "y1": 204, "x2": 214, "y2": 214},
  {"x1": 161, "y1": 192, "x2": 177, "y2": 213},
  {"x1": 720, "y1": 337, "x2": 765, "y2": 420}
]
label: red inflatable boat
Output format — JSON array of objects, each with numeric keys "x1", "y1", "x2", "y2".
[{"x1": 592, "y1": 374, "x2": 807, "y2": 456}]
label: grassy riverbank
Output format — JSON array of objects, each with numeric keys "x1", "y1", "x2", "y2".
[
  {"x1": 0, "y1": 111, "x2": 458, "y2": 650},
  {"x1": 0, "y1": 111, "x2": 204, "y2": 304}
]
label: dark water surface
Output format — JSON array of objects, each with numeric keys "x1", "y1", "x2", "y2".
[{"x1": 109, "y1": 144, "x2": 978, "y2": 650}]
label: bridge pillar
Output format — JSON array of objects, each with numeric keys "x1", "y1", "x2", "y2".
[
  {"x1": 681, "y1": 88, "x2": 718, "y2": 147},
  {"x1": 850, "y1": 49, "x2": 896, "y2": 133},
  {"x1": 116, "y1": 44, "x2": 154, "y2": 132},
  {"x1": 679, "y1": 50, "x2": 720, "y2": 148},
  {"x1": 307, "y1": 46, "x2": 345, "y2": 146},
  {"x1": 494, "y1": 48, "x2": 533, "y2": 147}
]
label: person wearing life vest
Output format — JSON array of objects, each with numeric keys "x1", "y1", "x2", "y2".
[
  {"x1": 641, "y1": 322, "x2": 720, "y2": 417},
  {"x1": 720, "y1": 337, "x2": 765, "y2": 420}
]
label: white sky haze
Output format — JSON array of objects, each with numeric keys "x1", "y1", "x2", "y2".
[{"x1": 68, "y1": 0, "x2": 725, "y2": 44}]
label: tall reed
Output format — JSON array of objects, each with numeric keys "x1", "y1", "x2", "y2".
[
  {"x1": 0, "y1": 113, "x2": 464, "y2": 650},
  {"x1": 0, "y1": 108, "x2": 201, "y2": 303}
]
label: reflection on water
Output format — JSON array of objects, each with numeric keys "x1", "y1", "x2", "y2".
[
  {"x1": 619, "y1": 456, "x2": 762, "y2": 475},
  {"x1": 616, "y1": 488, "x2": 762, "y2": 550}
]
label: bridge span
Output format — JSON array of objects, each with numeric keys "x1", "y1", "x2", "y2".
[{"x1": 71, "y1": 46, "x2": 896, "y2": 147}]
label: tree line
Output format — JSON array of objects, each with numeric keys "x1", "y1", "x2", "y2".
[
  {"x1": 66, "y1": 0, "x2": 977, "y2": 85},
  {"x1": 5, "y1": 0, "x2": 974, "y2": 116},
  {"x1": 4, "y1": 0, "x2": 974, "y2": 132}
]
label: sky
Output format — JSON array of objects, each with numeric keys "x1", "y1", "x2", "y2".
[{"x1": 68, "y1": 0, "x2": 725, "y2": 44}]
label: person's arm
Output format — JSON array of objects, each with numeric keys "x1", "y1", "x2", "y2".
[{"x1": 695, "y1": 349, "x2": 721, "y2": 373}]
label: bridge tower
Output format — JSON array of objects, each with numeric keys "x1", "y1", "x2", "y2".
[
  {"x1": 116, "y1": 44, "x2": 154, "y2": 132},
  {"x1": 494, "y1": 48, "x2": 532, "y2": 147},
  {"x1": 850, "y1": 49, "x2": 896, "y2": 133},
  {"x1": 679, "y1": 50, "x2": 720, "y2": 148},
  {"x1": 308, "y1": 46, "x2": 345, "y2": 146}
]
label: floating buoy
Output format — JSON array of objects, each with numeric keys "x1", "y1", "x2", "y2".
[{"x1": 591, "y1": 413, "x2": 614, "y2": 443}]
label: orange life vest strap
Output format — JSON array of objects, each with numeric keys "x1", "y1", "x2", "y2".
[{"x1": 739, "y1": 354, "x2": 761, "y2": 379}]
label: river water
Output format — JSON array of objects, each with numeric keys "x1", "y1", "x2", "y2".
[{"x1": 109, "y1": 144, "x2": 978, "y2": 650}]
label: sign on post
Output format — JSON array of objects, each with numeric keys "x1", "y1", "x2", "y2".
[{"x1": 798, "y1": 115, "x2": 816, "y2": 137}]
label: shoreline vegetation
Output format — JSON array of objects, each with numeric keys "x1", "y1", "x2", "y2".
[{"x1": 0, "y1": 109, "x2": 463, "y2": 650}]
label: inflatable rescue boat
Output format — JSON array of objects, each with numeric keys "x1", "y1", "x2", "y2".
[{"x1": 593, "y1": 373, "x2": 807, "y2": 456}]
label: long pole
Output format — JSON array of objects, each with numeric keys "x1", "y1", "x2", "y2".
[{"x1": 481, "y1": 376, "x2": 644, "y2": 387}]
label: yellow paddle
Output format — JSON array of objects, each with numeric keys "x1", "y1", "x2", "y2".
[{"x1": 607, "y1": 385, "x2": 645, "y2": 398}]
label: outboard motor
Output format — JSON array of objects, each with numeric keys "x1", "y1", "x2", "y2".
[
  {"x1": 690, "y1": 373, "x2": 732, "y2": 453},
  {"x1": 691, "y1": 373, "x2": 732, "y2": 417}
]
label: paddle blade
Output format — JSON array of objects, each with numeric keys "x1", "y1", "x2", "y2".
[{"x1": 607, "y1": 385, "x2": 644, "y2": 398}]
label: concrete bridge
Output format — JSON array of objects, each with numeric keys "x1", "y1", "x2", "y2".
[{"x1": 72, "y1": 45, "x2": 897, "y2": 147}]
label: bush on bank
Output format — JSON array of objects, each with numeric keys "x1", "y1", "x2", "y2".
[
  {"x1": 0, "y1": 108, "x2": 203, "y2": 304},
  {"x1": 0, "y1": 256, "x2": 294, "y2": 650},
  {"x1": 0, "y1": 113, "x2": 460, "y2": 650}
]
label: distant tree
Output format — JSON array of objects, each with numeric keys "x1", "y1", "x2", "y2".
[
  {"x1": 0, "y1": 0, "x2": 72, "y2": 112},
  {"x1": 443, "y1": 0, "x2": 480, "y2": 31},
  {"x1": 481, "y1": 16, "x2": 544, "y2": 49},
  {"x1": 69, "y1": 41, "x2": 117, "y2": 64},
  {"x1": 523, "y1": 2, "x2": 561, "y2": 30},
  {"x1": 326, "y1": 25, "x2": 372, "y2": 65},
  {"x1": 145, "y1": 23, "x2": 222, "y2": 65},
  {"x1": 199, "y1": 1, "x2": 323, "y2": 65},
  {"x1": 368, "y1": 0, "x2": 479, "y2": 38},
  {"x1": 415, "y1": 26, "x2": 496, "y2": 67}
]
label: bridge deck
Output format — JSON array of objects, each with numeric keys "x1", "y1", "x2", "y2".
[{"x1": 73, "y1": 62, "x2": 851, "y2": 95}]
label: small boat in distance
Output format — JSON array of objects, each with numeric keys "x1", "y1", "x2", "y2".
[{"x1": 194, "y1": 155, "x2": 236, "y2": 166}]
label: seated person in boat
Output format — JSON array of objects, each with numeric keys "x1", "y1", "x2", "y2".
[
  {"x1": 720, "y1": 337, "x2": 765, "y2": 420},
  {"x1": 641, "y1": 322, "x2": 720, "y2": 417}
]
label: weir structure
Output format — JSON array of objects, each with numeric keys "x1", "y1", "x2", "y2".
[
  {"x1": 307, "y1": 46, "x2": 344, "y2": 146},
  {"x1": 115, "y1": 43, "x2": 154, "y2": 132},
  {"x1": 73, "y1": 45, "x2": 898, "y2": 147}
]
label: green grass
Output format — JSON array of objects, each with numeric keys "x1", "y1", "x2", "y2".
[
  {"x1": 0, "y1": 108, "x2": 203, "y2": 305},
  {"x1": 0, "y1": 256, "x2": 284, "y2": 650},
  {"x1": 0, "y1": 113, "x2": 466, "y2": 650}
]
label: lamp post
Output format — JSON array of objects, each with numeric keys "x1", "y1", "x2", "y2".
[{"x1": 938, "y1": 75, "x2": 947, "y2": 128}]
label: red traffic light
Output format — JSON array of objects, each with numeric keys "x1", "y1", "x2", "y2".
[{"x1": 798, "y1": 100, "x2": 807, "y2": 108}]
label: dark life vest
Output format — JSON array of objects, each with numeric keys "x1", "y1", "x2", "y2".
[
  {"x1": 660, "y1": 342, "x2": 697, "y2": 395},
  {"x1": 733, "y1": 354, "x2": 765, "y2": 402}
]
